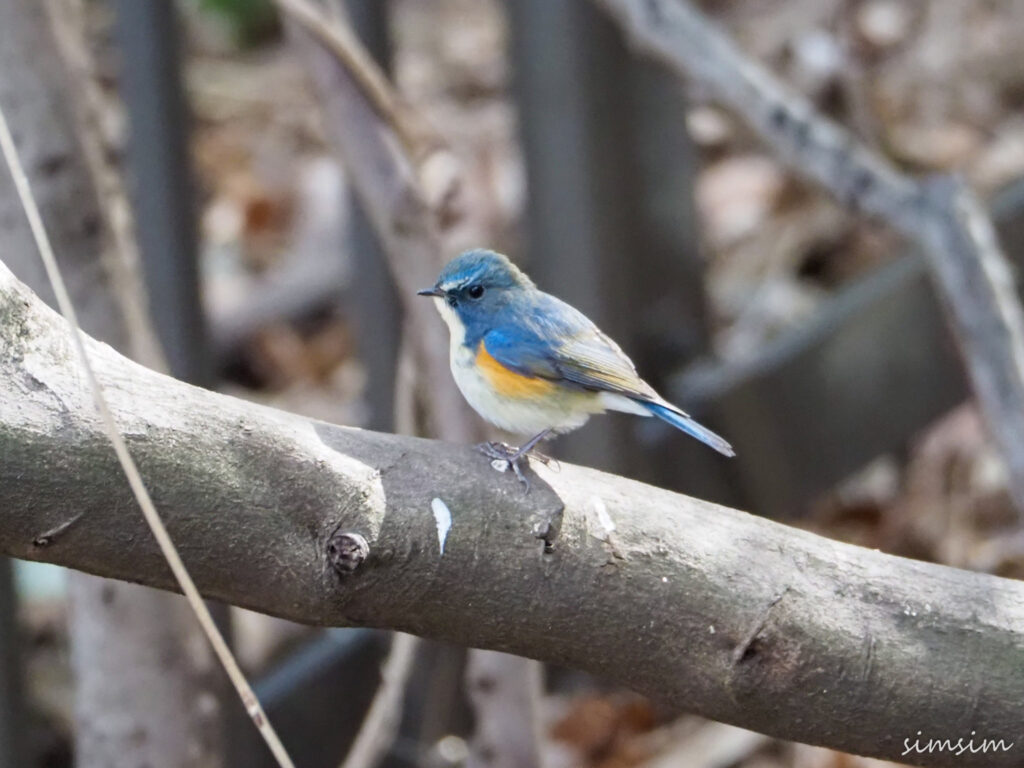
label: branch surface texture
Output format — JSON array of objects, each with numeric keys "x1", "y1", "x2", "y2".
[
  {"x1": 1, "y1": 264, "x2": 1022, "y2": 766},
  {"x1": 594, "y1": 0, "x2": 1024, "y2": 518}
]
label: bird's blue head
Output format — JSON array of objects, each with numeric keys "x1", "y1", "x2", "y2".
[{"x1": 418, "y1": 249, "x2": 534, "y2": 344}]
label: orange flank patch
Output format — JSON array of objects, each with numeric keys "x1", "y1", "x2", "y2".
[{"x1": 476, "y1": 341, "x2": 557, "y2": 398}]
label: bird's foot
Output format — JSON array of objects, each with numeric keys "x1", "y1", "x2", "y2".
[
  {"x1": 526, "y1": 449, "x2": 556, "y2": 469},
  {"x1": 477, "y1": 441, "x2": 532, "y2": 492}
]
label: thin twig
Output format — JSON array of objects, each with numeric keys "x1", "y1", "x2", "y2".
[
  {"x1": 273, "y1": 0, "x2": 440, "y2": 162},
  {"x1": 0, "y1": 101, "x2": 296, "y2": 768},
  {"x1": 288, "y1": 11, "x2": 479, "y2": 441},
  {"x1": 42, "y1": 0, "x2": 167, "y2": 372}
]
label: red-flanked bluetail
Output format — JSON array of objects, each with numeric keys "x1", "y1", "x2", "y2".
[{"x1": 419, "y1": 249, "x2": 734, "y2": 488}]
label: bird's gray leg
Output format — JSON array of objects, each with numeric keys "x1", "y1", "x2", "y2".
[
  {"x1": 512, "y1": 428, "x2": 553, "y2": 460},
  {"x1": 477, "y1": 429, "x2": 553, "y2": 491}
]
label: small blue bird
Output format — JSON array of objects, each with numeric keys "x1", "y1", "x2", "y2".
[{"x1": 419, "y1": 249, "x2": 734, "y2": 487}]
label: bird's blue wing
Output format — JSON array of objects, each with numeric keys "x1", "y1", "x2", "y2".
[
  {"x1": 482, "y1": 296, "x2": 658, "y2": 400},
  {"x1": 483, "y1": 293, "x2": 735, "y2": 456},
  {"x1": 481, "y1": 326, "x2": 561, "y2": 380}
]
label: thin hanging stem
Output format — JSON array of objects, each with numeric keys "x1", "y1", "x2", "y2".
[{"x1": 0, "y1": 101, "x2": 296, "y2": 768}]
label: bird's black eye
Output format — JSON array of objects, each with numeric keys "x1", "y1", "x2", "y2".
[{"x1": 467, "y1": 285, "x2": 485, "y2": 300}]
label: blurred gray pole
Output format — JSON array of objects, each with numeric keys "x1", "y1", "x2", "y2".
[
  {"x1": 346, "y1": 0, "x2": 401, "y2": 433},
  {"x1": 1, "y1": 0, "x2": 225, "y2": 764},
  {"x1": 113, "y1": 2, "x2": 237, "y2": 761},
  {"x1": 508, "y1": 0, "x2": 723, "y2": 488},
  {"x1": 0, "y1": 560, "x2": 25, "y2": 768},
  {"x1": 114, "y1": 0, "x2": 211, "y2": 386}
]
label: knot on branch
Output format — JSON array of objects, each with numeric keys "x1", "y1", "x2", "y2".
[{"x1": 327, "y1": 531, "x2": 370, "y2": 576}]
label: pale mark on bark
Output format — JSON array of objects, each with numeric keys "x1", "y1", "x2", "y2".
[{"x1": 431, "y1": 497, "x2": 452, "y2": 555}]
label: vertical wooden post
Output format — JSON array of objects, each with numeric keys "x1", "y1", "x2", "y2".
[
  {"x1": 0, "y1": 560, "x2": 25, "y2": 768},
  {"x1": 508, "y1": 0, "x2": 718, "y2": 486},
  {"x1": 346, "y1": 0, "x2": 401, "y2": 433},
  {"x1": 114, "y1": 0, "x2": 211, "y2": 386}
]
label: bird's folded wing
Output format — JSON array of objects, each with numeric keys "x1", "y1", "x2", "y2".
[{"x1": 483, "y1": 324, "x2": 658, "y2": 401}]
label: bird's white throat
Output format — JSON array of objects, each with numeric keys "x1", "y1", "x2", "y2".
[{"x1": 432, "y1": 296, "x2": 475, "y2": 372}]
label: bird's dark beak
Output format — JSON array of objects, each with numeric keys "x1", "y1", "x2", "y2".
[{"x1": 417, "y1": 287, "x2": 444, "y2": 298}]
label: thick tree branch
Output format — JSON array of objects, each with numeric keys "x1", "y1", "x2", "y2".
[
  {"x1": 594, "y1": 0, "x2": 1024, "y2": 517},
  {"x1": 1, "y1": 263, "x2": 1022, "y2": 767}
]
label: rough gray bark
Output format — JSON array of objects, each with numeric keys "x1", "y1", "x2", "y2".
[
  {"x1": 1, "y1": 261, "x2": 1023, "y2": 768},
  {"x1": 593, "y1": 0, "x2": 1024, "y2": 518},
  {"x1": 0, "y1": 2, "x2": 223, "y2": 765}
]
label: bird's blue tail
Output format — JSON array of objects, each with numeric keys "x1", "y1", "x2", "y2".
[{"x1": 641, "y1": 401, "x2": 735, "y2": 457}]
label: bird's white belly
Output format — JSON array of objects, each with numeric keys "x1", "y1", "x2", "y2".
[
  {"x1": 432, "y1": 297, "x2": 590, "y2": 434},
  {"x1": 449, "y1": 345, "x2": 592, "y2": 435}
]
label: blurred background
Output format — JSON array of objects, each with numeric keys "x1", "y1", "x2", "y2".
[{"x1": 3, "y1": 0, "x2": 1024, "y2": 766}]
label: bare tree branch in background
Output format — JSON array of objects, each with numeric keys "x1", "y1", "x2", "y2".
[
  {"x1": 276, "y1": 0, "x2": 477, "y2": 443},
  {"x1": 42, "y1": 0, "x2": 166, "y2": 372},
  {"x1": 1, "y1": 261, "x2": 1023, "y2": 767},
  {"x1": 277, "y1": 2, "x2": 546, "y2": 764},
  {"x1": 594, "y1": 0, "x2": 1024, "y2": 517},
  {"x1": 276, "y1": 0, "x2": 443, "y2": 166}
]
